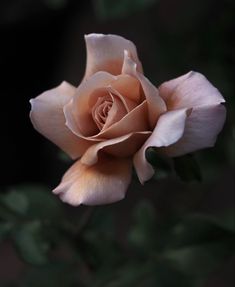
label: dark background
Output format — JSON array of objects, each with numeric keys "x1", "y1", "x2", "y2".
[
  {"x1": 1, "y1": 0, "x2": 234, "y2": 187},
  {"x1": 0, "y1": 0, "x2": 234, "y2": 286}
]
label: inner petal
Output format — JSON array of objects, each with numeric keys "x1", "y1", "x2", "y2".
[
  {"x1": 103, "y1": 92, "x2": 128, "y2": 130},
  {"x1": 91, "y1": 91, "x2": 128, "y2": 131},
  {"x1": 92, "y1": 96, "x2": 112, "y2": 130}
]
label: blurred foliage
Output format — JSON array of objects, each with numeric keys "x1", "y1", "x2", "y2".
[
  {"x1": 93, "y1": 0, "x2": 157, "y2": 20},
  {"x1": 146, "y1": 148, "x2": 202, "y2": 182},
  {"x1": 0, "y1": 185, "x2": 234, "y2": 286}
]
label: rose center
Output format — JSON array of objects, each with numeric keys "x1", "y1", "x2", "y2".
[
  {"x1": 92, "y1": 96, "x2": 113, "y2": 130},
  {"x1": 91, "y1": 92, "x2": 127, "y2": 131}
]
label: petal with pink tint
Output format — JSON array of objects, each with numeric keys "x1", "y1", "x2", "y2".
[
  {"x1": 108, "y1": 86, "x2": 138, "y2": 112},
  {"x1": 122, "y1": 50, "x2": 167, "y2": 128},
  {"x1": 84, "y1": 34, "x2": 142, "y2": 78},
  {"x1": 133, "y1": 109, "x2": 188, "y2": 184},
  {"x1": 159, "y1": 71, "x2": 225, "y2": 110},
  {"x1": 53, "y1": 155, "x2": 132, "y2": 206},
  {"x1": 89, "y1": 100, "x2": 149, "y2": 140},
  {"x1": 102, "y1": 93, "x2": 128, "y2": 130},
  {"x1": 64, "y1": 72, "x2": 115, "y2": 137},
  {"x1": 161, "y1": 104, "x2": 226, "y2": 157},
  {"x1": 81, "y1": 131, "x2": 151, "y2": 166},
  {"x1": 30, "y1": 82, "x2": 91, "y2": 159},
  {"x1": 111, "y1": 74, "x2": 142, "y2": 104}
]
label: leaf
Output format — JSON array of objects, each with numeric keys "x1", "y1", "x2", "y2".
[
  {"x1": 128, "y1": 200, "x2": 156, "y2": 249},
  {"x1": 13, "y1": 221, "x2": 49, "y2": 265},
  {"x1": 167, "y1": 213, "x2": 235, "y2": 249},
  {"x1": 173, "y1": 154, "x2": 202, "y2": 182},
  {"x1": 21, "y1": 263, "x2": 79, "y2": 287},
  {"x1": 0, "y1": 190, "x2": 29, "y2": 215},
  {"x1": 0, "y1": 222, "x2": 13, "y2": 241},
  {"x1": 163, "y1": 239, "x2": 234, "y2": 277},
  {"x1": 94, "y1": 0, "x2": 157, "y2": 20},
  {"x1": 161, "y1": 211, "x2": 235, "y2": 279},
  {"x1": 9, "y1": 184, "x2": 64, "y2": 221},
  {"x1": 97, "y1": 260, "x2": 190, "y2": 287},
  {"x1": 217, "y1": 209, "x2": 235, "y2": 232},
  {"x1": 146, "y1": 148, "x2": 173, "y2": 180}
]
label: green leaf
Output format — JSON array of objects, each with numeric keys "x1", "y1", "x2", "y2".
[
  {"x1": 94, "y1": 0, "x2": 157, "y2": 20},
  {"x1": 167, "y1": 213, "x2": 235, "y2": 249},
  {"x1": 0, "y1": 222, "x2": 13, "y2": 241},
  {"x1": 22, "y1": 263, "x2": 79, "y2": 287},
  {"x1": 0, "y1": 190, "x2": 28, "y2": 215},
  {"x1": 217, "y1": 209, "x2": 235, "y2": 232},
  {"x1": 162, "y1": 212, "x2": 235, "y2": 279},
  {"x1": 173, "y1": 154, "x2": 202, "y2": 182},
  {"x1": 13, "y1": 221, "x2": 49, "y2": 265},
  {"x1": 9, "y1": 184, "x2": 64, "y2": 221},
  {"x1": 146, "y1": 148, "x2": 173, "y2": 180},
  {"x1": 128, "y1": 200, "x2": 156, "y2": 249},
  {"x1": 163, "y1": 239, "x2": 234, "y2": 277}
]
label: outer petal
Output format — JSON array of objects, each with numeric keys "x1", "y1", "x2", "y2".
[
  {"x1": 159, "y1": 71, "x2": 225, "y2": 110},
  {"x1": 53, "y1": 155, "x2": 132, "y2": 206},
  {"x1": 81, "y1": 131, "x2": 151, "y2": 166},
  {"x1": 161, "y1": 104, "x2": 226, "y2": 157},
  {"x1": 84, "y1": 33, "x2": 143, "y2": 78},
  {"x1": 122, "y1": 50, "x2": 167, "y2": 128},
  {"x1": 133, "y1": 109, "x2": 188, "y2": 184},
  {"x1": 30, "y1": 82, "x2": 91, "y2": 159}
]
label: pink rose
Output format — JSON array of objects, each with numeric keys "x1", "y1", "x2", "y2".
[{"x1": 30, "y1": 34, "x2": 226, "y2": 206}]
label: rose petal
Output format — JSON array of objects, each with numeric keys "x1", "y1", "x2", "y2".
[
  {"x1": 64, "y1": 71, "x2": 145, "y2": 141},
  {"x1": 122, "y1": 50, "x2": 167, "y2": 128},
  {"x1": 81, "y1": 131, "x2": 151, "y2": 166},
  {"x1": 30, "y1": 82, "x2": 91, "y2": 159},
  {"x1": 64, "y1": 72, "x2": 115, "y2": 137},
  {"x1": 53, "y1": 155, "x2": 132, "y2": 206},
  {"x1": 161, "y1": 104, "x2": 226, "y2": 157},
  {"x1": 88, "y1": 100, "x2": 150, "y2": 140},
  {"x1": 102, "y1": 92, "x2": 128, "y2": 130},
  {"x1": 111, "y1": 74, "x2": 142, "y2": 104},
  {"x1": 133, "y1": 109, "x2": 188, "y2": 184},
  {"x1": 107, "y1": 86, "x2": 138, "y2": 112},
  {"x1": 159, "y1": 71, "x2": 225, "y2": 110},
  {"x1": 84, "y1": 33, "x2": 142, "y2": 78}
]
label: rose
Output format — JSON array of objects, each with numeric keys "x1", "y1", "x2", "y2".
[{"x1": 30, "y1": 33, "x2": 226, "y2": 206}]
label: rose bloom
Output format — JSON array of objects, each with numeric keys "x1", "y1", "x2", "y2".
[{"x1": 30, "y1": 34, "x2": 226, "y2": 206}]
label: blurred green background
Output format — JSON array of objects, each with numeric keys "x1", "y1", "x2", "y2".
[{"x1": 0, "y1": 0, "x2": 234, "y2": 286}]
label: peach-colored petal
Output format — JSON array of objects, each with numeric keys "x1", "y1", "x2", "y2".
[
  {"x1": 159, "y1": 71, "x2": 225, "y2": 110},
  {"x1": 53, "y1": 155, "x2": 132, "y2": 206},
  {"x1": 64, "y1": 72, "x2": 115, "y2": 137},
  {"x1": 133, "y1": 109, "x2": 188, "y2": 184},
  {"x1": 81, "y1": 131, "x2": 151, "y2": 166},
  {"x1": 29, "y1": 82, "x2": 91, "y2": 159},
  {"x1": 122, "y1": 50, "x2": 167, "y2": 128},
  {"x1": 84, "y1": 34, "x2": 142, "y2": 78},
  {"x1": 161, "y1": 104, "x2": 226, "y2": 157},
  {"x1": 88, "y1": 100, "x2": 150, "y2": 140},
  {"x1": 64, "y1": 72, "x2": 144, "y2": 140},
  {"x1": 102, "y1": 92, "x2": 127, "y2": 130},
  {"x1": 107, "y1": 86, "x2": 138, "y2": 112},
  {"x1": 111, "y1": 74, "x2": 142, "y2": 104}
]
